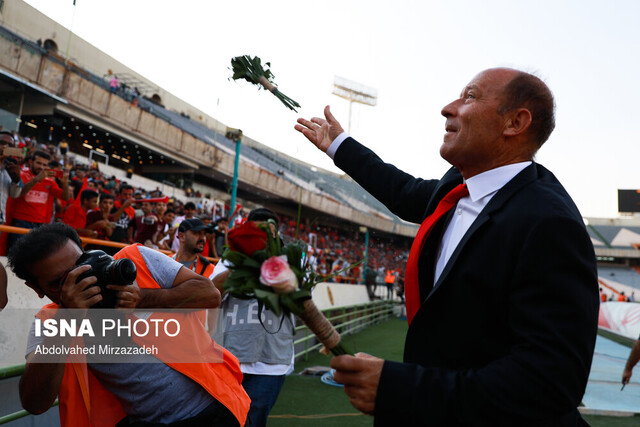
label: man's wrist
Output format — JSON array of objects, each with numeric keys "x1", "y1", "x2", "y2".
[{"x1": 326, "y1": 132, "x2": 350, "y2": 160}]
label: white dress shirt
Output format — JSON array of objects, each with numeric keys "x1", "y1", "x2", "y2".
[
  {"x1": 325, "y1": 132, "x2": 531, "y2": 285},
  {"x1": 434, "y1": 161, "x2": 531, "y2": 284}
]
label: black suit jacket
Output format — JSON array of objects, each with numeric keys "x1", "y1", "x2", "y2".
[{"x1": 334, "y1": 138, "x2": 599, "y2": 426}]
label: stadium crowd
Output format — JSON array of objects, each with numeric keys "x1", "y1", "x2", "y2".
[{"x1": 0, "y1": 130, "x2": 408, "y2": 284}]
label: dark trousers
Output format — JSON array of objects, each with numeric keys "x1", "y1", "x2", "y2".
[
  {"x1": 116, "y1": 399, "x2": 239, "y2": 427},
  {"x1": 242, "y1": 373, "x2": 286, "y2": 427}
]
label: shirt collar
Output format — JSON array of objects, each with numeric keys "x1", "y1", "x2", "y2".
[{"x1": 464, "y1": 161, "x2": 532, "y2": 202}]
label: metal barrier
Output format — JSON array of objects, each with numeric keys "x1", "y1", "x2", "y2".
[
  {"x1": 295, "y1": 299, "x2": 395, "y2": 359},
  {"x1": 0, "y1": 363, "x2": 58, "y2": 425}
]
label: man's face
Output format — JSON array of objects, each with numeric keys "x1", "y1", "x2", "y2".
[
  {"x1": 164, "y1": 212, "x2": 175, "y2": 224},
  {"x1": 440, "y1": 68, "x2": 516, "y2": 178},
  {"x1": 75, "y1": 169, "x2": 86, "y2": 179},
  {"x1": 31, "y1": 155, "x2": 49, "y2": 175},
  {"x1": 141, "y1": 202, "x2": 152, "y2": 215},
  {"x1": 185, "y1": 207, "x2": 196, "y2": 218},
  {"x1": 84, "y1": 197, "x2": 98, "y2": 211},
  {"x1": 120, "y1": 189, "x2": 133, "y2": 201},
  {"x1": 181, "y1": 229, "x2": 206, "y2": 254},
  {"x1": 30, "y1": 239, "x2": 82, "y2": 304},
  {"x1": 155, "y1": 202, "x2": 167, "y2": 216},
  {"x1": 100, "y1": 198, "x2": 114, "y2": 213}
]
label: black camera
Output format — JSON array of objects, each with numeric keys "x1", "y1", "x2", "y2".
[
  {"x1": 3, "y1": 156, "x2": 16, "y2": 169},
  {"x1": 75, "y1": 250, "x2": 137, "y2": 308}
]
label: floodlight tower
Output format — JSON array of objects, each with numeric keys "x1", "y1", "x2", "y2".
[
  {"x1": 332, "y1": 76, "x2": 378, "y2": 133},
  {"x1": 332, "y1": 77, "x2": 377, "y2": 282}
]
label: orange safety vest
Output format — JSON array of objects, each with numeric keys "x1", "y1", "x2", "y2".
[
  {"x1": 385, "y1": 270, "x2": 396, "y2": 284},
  {"x1": 172, "y1": 254, "x2": 215, "y2": 278},
  {"x1": 39, "y1": 244, "x2": 250, "y2": 426}
]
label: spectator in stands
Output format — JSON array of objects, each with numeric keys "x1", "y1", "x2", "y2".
[
  {"x1": 296, "y1": 69, "x2": 599, "y2": 424},
  {"x1": 110, "y1": 184, "x2": 135, "y2": 243},
  {"x1": 0, "y1": 131, "x2": 24, "y2": 225},
  {"x1": 61, "y1": 189, "x2": 99, "y2": 237},
  {"x1": 72, "y1": 163, "x2": 86, "y2": 183},
  {"x1": 86, "y1": 193, "x2": 115, "y2": 240},
  {"x1": 109, "y1": 75, "x2": 118, "y2": 93},
  {"x1": 212, "y1": 208, "x2": 294, "y2": 427},
  {"x1": 132, "y1": 201, "x2": 158, "y2": 246},
  {"x1": 155, "y1": 209, "x2": 176, "y2": 250},
  {"x1": 618, "y1": 291, "x2": 628, "y2": 302},
  {"x1": 212, "y1": 217, "x2": 228, "y2": 259},
  {"x1": 8, "y1": 149, "x2": 70, "y2": 250},
  {"x1": 171, "y1": 201, "x2": 197, "y2": 252}
]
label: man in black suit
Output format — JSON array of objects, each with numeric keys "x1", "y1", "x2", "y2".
[{"x1": 295, "y1": 68, "x2": 599, "y2": 425}]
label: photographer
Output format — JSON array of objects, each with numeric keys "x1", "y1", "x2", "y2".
[{"x1": 8, "y1": 224, "x2": 250, "y2": 426}]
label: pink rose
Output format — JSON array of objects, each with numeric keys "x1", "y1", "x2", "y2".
[{"x1": 260, "y1": 256, "x2": 298, "y2": 293}]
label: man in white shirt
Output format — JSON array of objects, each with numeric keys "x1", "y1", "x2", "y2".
[
  {"x1": 211, "y1": 208, "x2": 294, "y2": 427},
  {"x1": 295, "y1": 68, "x2": 599, "y2": 426}
]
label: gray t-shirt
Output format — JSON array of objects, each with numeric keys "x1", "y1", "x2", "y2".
[{"x1": 26, "y1": 246, "x2": 214, "y2": 423}]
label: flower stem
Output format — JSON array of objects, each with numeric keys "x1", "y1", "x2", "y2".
[{"x1": 297, "y1": 299, "x2": 353, "y2": 356}]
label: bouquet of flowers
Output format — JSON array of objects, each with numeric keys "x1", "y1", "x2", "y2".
[
  {"x1": 221, "y1": 220, "x2": 351, "y2": 356},
  {"x1": 230, "y1": 55, "x2": 301, "y2": 112}
]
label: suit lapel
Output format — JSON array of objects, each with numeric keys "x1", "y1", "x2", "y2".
[{"x1": 425, "y1": 163, "x2": 539, "y2": 301}]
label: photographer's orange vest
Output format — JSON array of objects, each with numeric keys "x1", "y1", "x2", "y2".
[{"x1": 38, "y1": 244, "x2": 250, "y2": 426}]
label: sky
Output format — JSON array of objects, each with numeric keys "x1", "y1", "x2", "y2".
[{"x1": 20, "y1": 0, "x2": 640, "y2": 218}]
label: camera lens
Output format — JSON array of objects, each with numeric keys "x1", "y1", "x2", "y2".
[{"x1": 109, "y1": 258, "x2": 137, "y2": 285}]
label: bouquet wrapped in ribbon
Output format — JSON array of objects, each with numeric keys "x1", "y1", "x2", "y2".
[
  {"x1": 221, "y1": 220, "x2": 351, "y2": 356},
  {"x1": 230, "y1": 55, "x2": 301, "y2": 112}
]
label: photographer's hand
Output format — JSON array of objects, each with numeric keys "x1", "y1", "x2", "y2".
[
  {"x1": 5, "y1": 160, "x2": 20, "y2": 182},
  {"x1": 107, "y1": 281, "x2": 142, "y2": 308},
  {"x1": 59, "y1": 265, "x2": 102, "y2": 309}
]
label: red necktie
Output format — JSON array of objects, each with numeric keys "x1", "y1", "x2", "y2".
[{"x1": 405, "y1": 183, "x2": 469, "y2": 324}]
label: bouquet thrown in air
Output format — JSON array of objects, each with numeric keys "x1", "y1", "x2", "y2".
[
  {"x1": 230, "y1": 55, "x2": 301, "y2": 112},
  {"x1": 222, "y1": 220, "x2": 351, "y2": 355}
]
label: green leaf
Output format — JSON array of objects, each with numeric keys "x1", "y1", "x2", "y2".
[
  {"x1": 284, "y1": 242, "x2": 303, "y2": 270},
  {"x1": 254, "y1": 288, "x2": 282, "y2": 316},
  {"x1": 240, "y1": 257, "x2": 262, "y2": 269},
  {"x1": 229, "y1": 269, "x2": 255, "y2": 280},
  {"x1": 222, "y1": 249, "x2": 248, "y2": 266}
]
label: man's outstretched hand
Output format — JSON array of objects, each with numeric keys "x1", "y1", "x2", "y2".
[
  {"x1": 331, "y1": 352, "x2": 384, "y2": 416},
  {"x1": 295, "y1": 106, "x2": 344, "y2": 153}
]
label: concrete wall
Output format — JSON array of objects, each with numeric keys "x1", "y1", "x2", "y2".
[{"x1": 0, "y1": 0, "x2": 223, "y2": 133}]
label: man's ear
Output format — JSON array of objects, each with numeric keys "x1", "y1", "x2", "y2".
[
  {"x1": 25, "y1": 282, "x2": 45, "y2": 299},
  {"x1": 503, "y1": 108, "x2": 532, "y2": 137}
]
